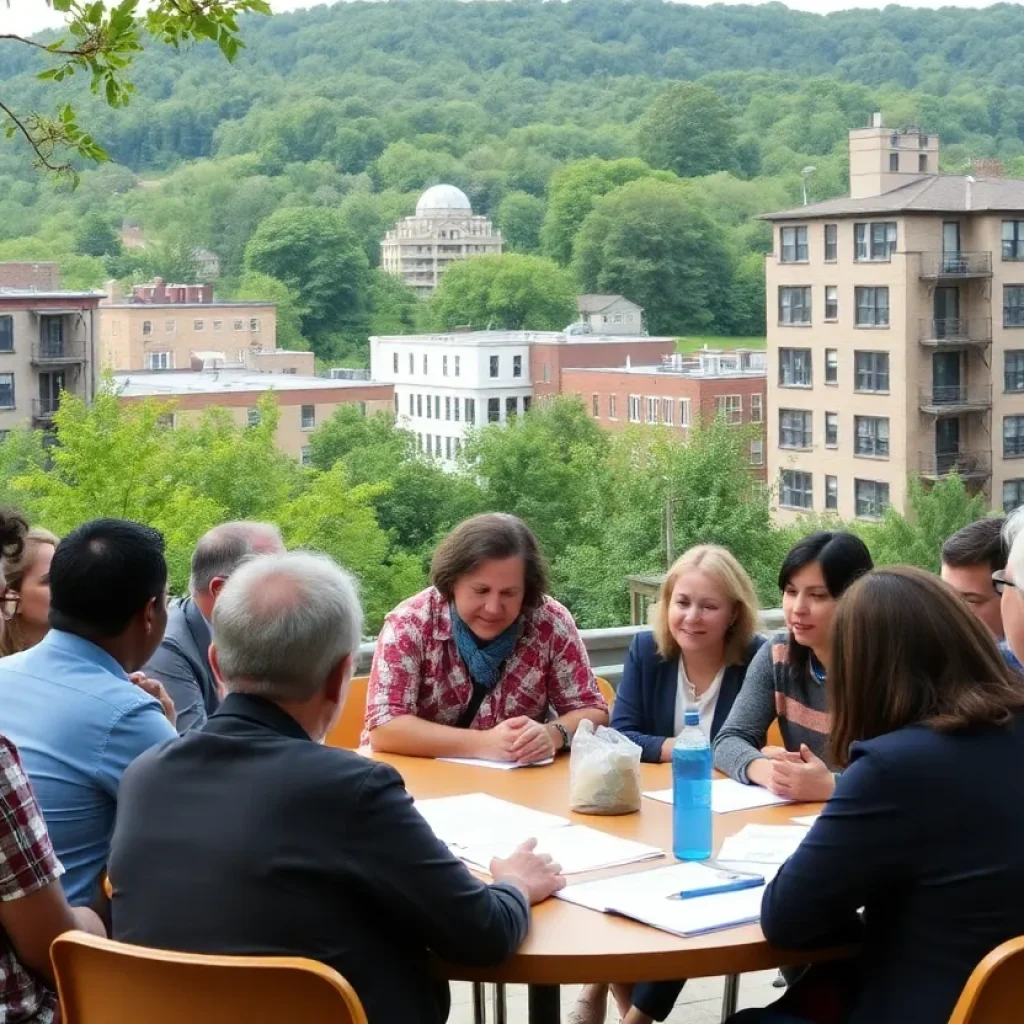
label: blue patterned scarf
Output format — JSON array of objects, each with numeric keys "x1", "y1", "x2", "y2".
[{"x1": 450, "y1": 604, "x2": 520, "y2": 692}]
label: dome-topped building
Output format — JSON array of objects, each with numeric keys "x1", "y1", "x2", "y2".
[{"x1": 381, "y1": 183, "x2": 503, "y2": 297}]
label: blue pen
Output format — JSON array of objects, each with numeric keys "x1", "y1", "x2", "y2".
[{"x1": 669, "y1": 870, "x2": 765, "y2": 901}]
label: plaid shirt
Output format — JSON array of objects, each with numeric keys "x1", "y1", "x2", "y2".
[
  {"x1": 364, "y1": 588, "x2": 605, "y2": 741},
  {"x1": 0, "y1": 734, "x2": 61, "y2": 1024}
]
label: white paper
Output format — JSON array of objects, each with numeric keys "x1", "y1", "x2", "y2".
[
  {"x1": 437, "y1": 756, "x2": 554, "y2": 770},
  {"x1": 643, "y1": 779, "x2": 793, "y2": 814},
  {"x1": 717, "y1": 824, "x2": 809, "y2": 865},
  {"x1": 460, "y1": 825, "x2": 665, "y2": 876},
  {"x1": 414, "y1": 793, "x2": 569, "y2": 848},
  {"x1": 557, "y1": 861, "x2": 739, "y2": 912},
  {"x1": 792, "y1": 814, "x2": 820, "y2": 827}
]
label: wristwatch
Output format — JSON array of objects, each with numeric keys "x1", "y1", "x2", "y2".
[{"x1": 553, "y1": 723, "x2": 571, "y2": 753}]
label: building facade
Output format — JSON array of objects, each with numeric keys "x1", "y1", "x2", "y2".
[
  {"x1": 576, "y1": 295, "x2": 645, "y2": 336},
  {"x1": 765, "y1": 114, "x2": 1024, "y2": 522},
  {"x1": 531, "y1": 336, "x2": 677, "y2": 399},
  {"x1": 0, "y1": 288, "x2": 103, "y2": 438},
  {"x1": 562, "y1": 349, "x2": 768, "y2": 477},
  {"x1": 380, "y1": 185, "x2": 503, "y2": 298}
]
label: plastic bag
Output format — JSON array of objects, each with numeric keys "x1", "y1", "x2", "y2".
[{"x1": 568, "y1": 720, "x2": 642, "y2": 815}]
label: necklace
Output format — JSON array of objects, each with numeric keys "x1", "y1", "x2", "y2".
[{"x1": 810, "y1": 657, "x2": 826, "y2": 684}]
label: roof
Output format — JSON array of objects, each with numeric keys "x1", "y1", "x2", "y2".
[
  {"x1": 0, "y1": 290, "x2": 104, "y2": 301},
  {"x1": 764, "y1": 174, "x2": 1024, "y2": 220},
  {"x1": 102, "y1": 302, "x2": 275, "y2": 310},
  {"x1": 577, "y1": 295, "x2": 640, "y2": 313},
  {"x1": 416, "y1": 184, "x2": 472, "y2": 216},
  {"x1": 371, "y1": 330, "x2": 673, "y2": 347},
  {"x1": 114, "y1": 370, "x2": 391, "y2": 398}
]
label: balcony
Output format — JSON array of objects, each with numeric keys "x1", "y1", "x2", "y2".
[
  {"x1": 32, "y1": 398, "x2": 59, "y2": 425},
  {"x1": 918, "y1": 252, "x2": 992, "y2": 279},
  {"x1": 918, "y1": 317, "x2": 992, "y2": 348},
  {"x1": 918, "y1": 383, "x2": 992, "y2": 414},
  {"x1": 30, "y1": 339, "x2": 86, "y2": 365},
  {"x1": 918, "y1": 449, "x2": 991, "y2": 482}
]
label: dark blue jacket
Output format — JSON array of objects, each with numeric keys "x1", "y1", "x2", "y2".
[{"x1": 610, "y1": 631, "x2": 766, "y2": 762}]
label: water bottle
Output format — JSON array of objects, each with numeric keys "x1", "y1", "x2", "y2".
[{"x1": 672, "y1": 708, "x2": 712, "y2": 861}]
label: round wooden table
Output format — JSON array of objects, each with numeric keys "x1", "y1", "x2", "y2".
[{"x1": 376, "y1": 753, "x2": 848, "y2": 1024}]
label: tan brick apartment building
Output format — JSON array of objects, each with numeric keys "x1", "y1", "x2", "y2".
[
  {"x1": 765, "y1": 114, "x2": 1024, "y2": 521},
  {"x1": 562, "y1": 349, "x2": 768, "y2": 478}
]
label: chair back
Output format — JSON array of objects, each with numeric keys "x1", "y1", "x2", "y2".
[
  {"x1": 51, "y1": 932, "x2": 368, "y2": 1024},
  {"x1": 766, "y1": 719, "x2": 784, "y2": 748},
  {"x1": 595, "y1": 676, "x2": 615, "y2": 713},
  {"x1": 325, "y1": 675, "x2": 370, "y2": 749},
  {"x1": 948, "y1": 936, "x2": 1024, "y2": 1023}
]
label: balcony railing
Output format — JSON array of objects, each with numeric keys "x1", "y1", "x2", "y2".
[
  {"x1": 32, "y1": 398, "x2": 59, "y2": 423},
  {"x1": 919, "y1": 384, "x2": 992, "y2": 412},
  {"x1": 918, "y1": 251, "x2": 992, "y2": 279},
  {"x1": 918, "y1": 449, "x2": 992, "y2": 480},
  {"x1": 918, "y1": 317, "x2": 992, "y2": 347},
  {"x1": 30, "y1": 339, "x2": 86, "y2": 365}
]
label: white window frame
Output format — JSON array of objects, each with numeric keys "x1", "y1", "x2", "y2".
[
  {"x1": 679, "y1": 398, "x2": 691, "y2": 428},
  {"x1": 301, "y1": 404, "x2": 316, "y2": 431},
  {"x1": 628, "y1": 395, "x2": 641, "y2": 424},
  {"x1": 749, "y1": 393, "x2": 763, "y2": 424},
  {"x1": 715, "y1": 394, "x2": 742, "y2": 425}
]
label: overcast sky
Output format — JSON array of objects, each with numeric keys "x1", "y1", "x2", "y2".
[{"x1": 0, "y1": 0, "x2": 1008, "y2": 40}]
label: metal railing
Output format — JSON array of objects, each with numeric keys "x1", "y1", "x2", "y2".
[
  {"x1": 918, "y1": 317, "x2": 992, "y2": 346},
  {"x1": 31, "y1": 398, "x2": 59, "y2": 422},
  {"x1": 918, "y1": 251, "x2": 992, "y2": 278},
  {"x1": 919, "y1": 383, "x2": 992, "y2": 409},
  {"x1": 918, "y1": 449, "x2": 992, "y2": 478},
  {"x1": 31, "y1": 339, "x2": 86, "y2": 364}
]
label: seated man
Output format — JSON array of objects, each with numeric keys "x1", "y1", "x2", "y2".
[
  {"x1": 109, "y1": 552, "x2": 563, "y2": 1024},
  {"x1": 0, "y1": 519, "x2": 177, "y2": 906},
  {"x1": 143, "y1": 521, "x2": 284, "y2": 732}
]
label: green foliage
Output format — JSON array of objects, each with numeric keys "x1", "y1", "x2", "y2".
[
  {"x1": 496, "y1": 191, "x2": 545, "y2": 254},
  {"x1": 74, "y1": 211, "x2": 122, "y2": 258},
  {"x1": 235, "y1": 272, "x2": 308, "y2": 351},
  {"x1": 428, "y1": 254, "x2": 576, "y2": 332}
]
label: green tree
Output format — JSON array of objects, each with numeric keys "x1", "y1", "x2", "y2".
[
  {"x1": 495, "y1": 191, "x2": 545, "y2": 254},
  {"x1": 236, "y1": 272, "x2": 309, "y2": 351},
  {"x1": 572, "y1": 178, "x2": 734, "y2": 335},
  {"x1": 367, "y1": 271, "x2": 422, "y2": 337},
  {"x1": 636, "y1": 83, "x2": 738, "y2": 179},
  {"x1": 428, "y1": 254, "x2": 576, "y2": 331},
  {"x1": 74, "y1": 212, "x2": 122, "y2": 258}
]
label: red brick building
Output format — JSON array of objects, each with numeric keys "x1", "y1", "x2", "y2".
[
  {"x1": 530, "y1": 336, "x2": 676, "y2": 398},
  {"x1": 0, "y1": 263, "x2": 61, "y2": 291},
  {"x1": 560, "y1": 349, "x2": 768, "y2": 477}
]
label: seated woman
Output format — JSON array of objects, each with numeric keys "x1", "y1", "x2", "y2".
[
  {"x1": 713, "y1": 531, "x2": 872, "y2": 802},
  {"x1": 727, "y1": 567, "x2": 1024, "y2": 1024},
  {"x1": 0, "y1": 527, "x2": 58, "y2": 657},
  {"x1": 365, "y1": 513, "x2": 608, "y2": 760},
  {"x1": 571, "y1": 545, "x2": 765, "y2": 1024}
]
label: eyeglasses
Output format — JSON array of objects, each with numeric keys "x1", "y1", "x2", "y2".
[
  {"x1": 0, "y1": 592, "x2": 18, "y2": 622},
  {"x1": 992, "y1": 570, "x2": 1024, "y2": 595}
]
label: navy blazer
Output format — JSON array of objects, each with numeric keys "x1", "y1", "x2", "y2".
[{"x1": 610, "y1": 631, "x2": 766, "y2": 762}]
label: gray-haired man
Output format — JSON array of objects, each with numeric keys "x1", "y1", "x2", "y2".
[
  {"x1": 110, "y1": 552, "x2": 563, "y2": 1024},
  {"x1": 142, "y1": 521, "x2": 284, "y2": 732}
]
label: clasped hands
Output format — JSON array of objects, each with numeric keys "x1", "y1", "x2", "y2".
[
  {"x1": 754, "y1": 743, "x2": 835, "y2": 802},
  {"x1": 481, "y1": 716, "x2": 559, "y2": 766}
]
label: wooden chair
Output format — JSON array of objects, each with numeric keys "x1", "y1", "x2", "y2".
[
  {"x1": 50, "y1": 932, "x2": 368, "y2": 1024},
  {"x1": 948, "y1": 936, "x2": 1024, "y2": 1023},
  {"x1": 325, "y1": 675, "x2": 370, "y2": 749},
  {"x1": 766, "y1": 719, "x2": 784, "y2": 748},
  {"x1": 595, "y1": 676, "x2": 615, "y2": 713}
]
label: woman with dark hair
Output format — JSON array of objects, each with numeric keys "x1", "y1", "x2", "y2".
[
  {"x1": 713, "y1": 531, "x2": 872, "y2": 801},
  {"x1": 727, "y1": 568, "x2": 1024, "y2": 1024},
  {"x1": 365, "y1": 513, "x2": 608, "y2": 761}
]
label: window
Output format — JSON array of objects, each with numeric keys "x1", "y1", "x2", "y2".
[
  {"x1": 465, "y1": 398, "x2": 475, "y2": 425},
  {"x1": 213, "y1": 320, "x2": 222, "y2": 333},
  {"x1": 408, "y1": 353, "x2": 414, "y2": 374},
  {"x1": 453, "y1": 398, "x2": 461, "y2": 422},
  {"x1": 300, "y1": 446, "x2": 312, "y2": 467},
  {"x1": 1003, "y1": 221, "x2": 1024, "y2": 261},
  {"x1": 824, "y1": 224, "x2": 838, "y2": 262},
  {"x1": 434, "y1": 396, "x2": 440, "y2": 419},
  {"x1": 889, "y1": 152, "x2": 899, "y2": 172},
  {"x1": 408, "y1": 393, "x2": 414, "y2": 416},
  {"x1": 1005, "y1": 286, "x2": 1024, "y2": 328},
  {"x1": 716, "y1": 394, "x2": 743, "y2": 425},
  {"x1": 454, "y1": 355, "x2": 461, "y2": 377},
  {"x1": 750, "y1": 440, "x2": 764, "y2": 466},
  {"x1": 1004, "y1": 479, "x2": 1024, "y2": 513},
  {"x1": 416, "y1": 394, "x2": 423, "y2": 417},
  {"x1": 780, "y1": 470, "x2": 813, "y2": 510},
  {"x1": 825, "y1": 412, "x2": 839, "y2": 448},
  {"x1": 489, "y1": 355, "x2": 499, "y2": 378},
  {"x1": 444, "y1": 397, "x2": 451, "y2": 421},
  {"x1": 855, "y1": 222, "x2": 898, "y2": 261},
  {"x1": 247, "y1": 408, "x2": 260, "y2": 427},
  {"x1": 233, "y1": 319, "x2": 243, "y2": 332},
  {"x1": 855, "y1": 416, "x2": 890, "y2": 458},
  {"x1": 163, "y1": 319, "x2": 175, "y2": 334},
  {"x1": 629, "y1": 395, "x2": 642, "y2": 423},
  {"x1": 750, "y1": 394, "x2": 763, "y2": 424},
  {"x1": 662, "y1": 398, "x2": 673, "y2": 426},
  {"x1": 614, "y1": 313, "x2": 622, "y2": 324},
  {"x1": 0, "y1": 374, "x2": 13, "y2": 409},
  {"x1": 825, "y1": 349, "x2": 838, "y2": 385},
  {"x1": 250, "y1": 318, "x2": 260, "y2": 332},
  {"x1": 506, "y1": 397, "x2": 518, "y2": 418},
  {"x1": 488, "y1": 398, "x2": 500, "y2": 423},
  {"x1": 855, "y1": 351, "x2": 890, "y2": 392},
  {"x1": 156, "y1": 413, "x2": 176, "y2": 430},
  {"x1": 394, "y1": 394, "x2": 399, "y2": 415},
  {"x1": 393, "y1": 352, "x2": 399, "y2": 374},
  {"x1": 142, "y1": 320, "x2": 152, "y2": 336},
  {"x1": 855, "y1": 479, "x2": 889, "y2": 519},
  {"x1": 301, "y1": 405, "x2": 315, "y2": 430},
  {"x1": 445, "y1": 437, "x2": 452, "y2": 460},
  {"x1": 646, "y1": 396, "x2": 659, "y2": 424},
  {"x1": 825, "y1": 475, "x2": 838, "y2": 511},
  {"x1": 0, "y1": 316, "x2": 11, "y2": 352},
  {"x1": 779, "y1": 348, "x2": 812, "y2": 387},
  {"x1": 454, "y1": 438, "x2": 462, "y2": 457},
  {"x1": 145, "y1": 352, "x2": 173, "y2": 370},
  {"x1": 417, "y1": 434, "x2": 423, "y2": 452},
  {"x1": 919, "y1": 153, "x2": 928, "y2": 172},
  {"x1": 435, "y1": 435, "x2": 442, "y2": 457},
  {"x1": 825, "y1": 286, "x2": 838, "y2": 321},
  {"x1": 855, "y1": 287, "x2": 890, "y2": 327},
  {"x1": 442, "y1": 355, "x2": 448, "y2": 377},
  {"x1": 779, "y1": 409, "x2": 812, "y2": 449},
  {"x1": 608, "y1": 394, "x2": 617, "y2": 419},
  {"x1": 778, "y1": 287, "x2": 811, "y2": 325},
  {"x1": 425, "y1": 393, "x2": 432, "y2": 418},
  {"x1": 1005, "y1": 416, "x2": 1024, "y2": 458},
  {"x1": 543, "y1": 362, "x2": 550, "y2": 384},
  {"x1": 780, "y1": 226, "x2": 809, "y2": 263},
  {"x1": 592, "y1": 394, "x2": 600, "y2": 418},
  {"x1": 679, "y1": 398, "x2": 691, "y2": 428},
  {"x1": 513, "y1": 355, "x2": 522, "y2": 378},
  {"x1": 1006, "y1": 352, "x2": 1024, "y2": 392},
  {"x1": 423, "y1": 354, "x2": 428, "y2": 374},
  {"x1": 193, "y1": 319, "x2": 204, "y2": 332},
  {"x1": 522, "y1": 397, "x2": 531, "y2": 414}
]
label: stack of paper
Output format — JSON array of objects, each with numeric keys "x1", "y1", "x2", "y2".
[
  {"x1": 414, "y1": 793, "x2": 570, "y2": 848},
  {"x1": 643, "y1": 778, "x2": 794, "y2": 814},
  {"x1": 716, "y1": 824, "x2": 809, "y2": 865}
]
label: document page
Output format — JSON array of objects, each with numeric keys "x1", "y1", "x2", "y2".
[
  {"x1": 414, "y1": 793, "x2": 570, "y2": 848},
  {"x1": 644, "y1": 779, "x2": 794, "y2": 814}
]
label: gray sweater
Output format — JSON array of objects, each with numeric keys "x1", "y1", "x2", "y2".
[{"x1": 712, "y1": 630, "x2": 832, "y2": 783}]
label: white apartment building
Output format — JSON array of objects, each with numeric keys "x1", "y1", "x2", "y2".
[{"x1": 369, "y1": 331, "x2": 538, "y2": 463}]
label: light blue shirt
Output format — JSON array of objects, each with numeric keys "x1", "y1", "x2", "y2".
[{"x1": 0, "y1": 630, "x2": 177, "y2": 904}]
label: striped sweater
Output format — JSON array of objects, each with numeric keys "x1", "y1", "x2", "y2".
[{"x1": 712, "y1": 630, "x2": 831, "y2": 783}]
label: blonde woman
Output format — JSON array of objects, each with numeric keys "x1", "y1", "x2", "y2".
[
  {"x1": 571, "y1": 545, "x2": 765, "y2": 1024},
  {"x1": 0, "y1": 527, "x2": 58, "y2": 657}
]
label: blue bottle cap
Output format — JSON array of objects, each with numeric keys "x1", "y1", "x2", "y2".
[{"x1": 684, "y1": 707, "x2": 700, "y2": 726}]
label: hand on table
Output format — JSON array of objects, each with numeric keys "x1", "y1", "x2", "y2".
[
  {"x1": 129, "y1": 672, "x2": 177, "y2": 726},
  {"x1": 765, "y1": 744, "x2": 835, "y2": 802},
  {"x1": 490, "y1": 838, "x2": 565, "y2": 905},
  {"x1": 760, "y1": 745, "x2": 802, "y2": 763},
  {"x1": 483, "y1": 717, "x2": 556, "y2": 765}
]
